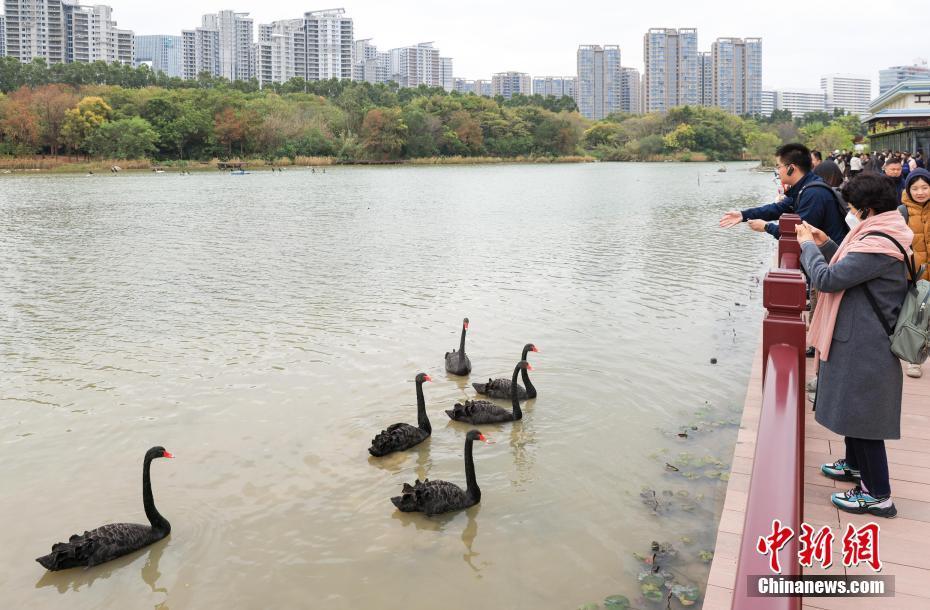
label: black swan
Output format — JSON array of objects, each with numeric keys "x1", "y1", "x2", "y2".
[
  {"x1": 369, "y1": 373, "x2": 433, "y2": 457},
  {"x1": 472, "y1": 343, "x2": 539, "y2": 400},
  {"x1": 391, "y1": 429, "x2": 491, "y2": 515},
  {"x1": 444, "y1": 318, "x2": 472, "y2": 375},
  {"x1": 36, "y1": 447, "x2": 174, "y2": 571},
  {"x1": 446, "y1": 361, "x2": 531, "y2": 424}
]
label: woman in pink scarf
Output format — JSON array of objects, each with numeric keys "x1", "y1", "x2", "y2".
[{"x1": 797, "y1": 173, "x2": 913, "y2": 518}]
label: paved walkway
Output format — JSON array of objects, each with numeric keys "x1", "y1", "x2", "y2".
[{"x1": 704, "y1": 352, "x2": 930, "y2": 610}]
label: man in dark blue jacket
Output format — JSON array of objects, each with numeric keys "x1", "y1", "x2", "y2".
[{"x1": 719, "y1": 143, "x2": 849, "y2": 244}]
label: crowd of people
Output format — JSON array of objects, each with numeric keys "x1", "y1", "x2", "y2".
[{"x1": 719, "y1": 143, "x2": 930, "y2": 520}]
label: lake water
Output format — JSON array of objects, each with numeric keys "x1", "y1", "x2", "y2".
[{"x1": 0, "y1": 162, "x2": 775, "y2": 609}]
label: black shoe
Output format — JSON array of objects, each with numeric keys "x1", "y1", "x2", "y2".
[{"x1": 806, "y1": 346, "x2": 816, "y2": 358}]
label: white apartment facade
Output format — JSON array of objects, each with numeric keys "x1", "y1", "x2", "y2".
[
  {"x1": 643, "y1": 28, "x2": 699, "y2": 113},
  {"x1": 820, "y1": 74, "x2": 872, "y2": 116},
  {"x1": 65, "y1": 3, "x2": 133, "y2": 65},
  {"x1": 621, "y1": 67, "x2": 641, "y2": 113},
  {"x1": 576, "y1": 44, "x2": 622, "y2": 120},
  {"x1": 533, "y1": 76, "x2": 577, "y2": 100},
  {"x1": 0, "y1": 15, "x2": 7, "y2": 57},
  {"x1": 711, "y1": 37, "x2": 762, "y2": 115},
  {"x1": 491, "y1": 71, "x2": 531, "y2": 99},
  {"x1": 389, "y1": 42, "x2": 441, "y2": 88},
  {"x1": 773, "y1": 89, "x2": 826, "y2": 117},
  {"x1": 302, "y1": 9, "x2": 353, "y2": 81}
]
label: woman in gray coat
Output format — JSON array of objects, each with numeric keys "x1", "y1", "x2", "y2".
[{"x1": 797, "y1": 173, "x2": 913, "y2": 518}]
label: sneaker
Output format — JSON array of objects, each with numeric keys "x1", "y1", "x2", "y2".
[
  {"x1": 821, "y1": 459, "x2": 860, "y2": 482},
  {"x1": 831, "y1": 486, "x2": 897, "y2": 518},
  {"x1": 906, "y1": 363, "x2": 923, "y2": 379},
  {"x1": 806, "y1": 346, "x2": 816, "y2": 358},
  {"x1": 806, "y1": 376, "x2": 818, "y2": 392}
]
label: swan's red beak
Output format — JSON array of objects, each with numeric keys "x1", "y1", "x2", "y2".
[
  {"x1": 163, "y1": 451, "x2": 174, "y2": 459},
  {"x1": 464, "y1": 322, "x2": 469, "y2": 329},
  {"x1": 423, "y1": 375, "x2": 433, "y2": 382},
  {"x1": 478, "y1": 433, "x2": 494, "y2": 444},
  {"x1": 526, "y1": 364, "x2": 534, "y2": 371},
  {"x1": 532, "y1": 346, "x2": 539, "y2": 352}
]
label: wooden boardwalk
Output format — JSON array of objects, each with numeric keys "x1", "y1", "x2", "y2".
[{"x1": 704, "y1": 351, "x2": 930, "y2": 610}]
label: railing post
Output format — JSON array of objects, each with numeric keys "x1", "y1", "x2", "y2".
[
  {"x1": 761, "y1": 270, "x2": 807, "y2": 393},
  {"x1": 777, "y1": 214, "x2": 802, "y2": 270}
]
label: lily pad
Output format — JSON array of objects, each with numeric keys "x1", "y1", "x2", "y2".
[
  {"x1": 577, "y1": 604, "x2": 600, "y2": 610},
  {"x1": 699, "y1": 550, "x2": 714, "y2": 562},
  {"x1": 670, "y1": 583, "x2": 701, "y2": 606},
  {"x1": 640, "y1": 581, "x2": 664, "y2": 603},
  {"x1": 603, "y1": 595, "x2": 631, "y2": 609}
]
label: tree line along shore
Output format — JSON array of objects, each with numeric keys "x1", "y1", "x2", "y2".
[{"x1": 0, "y1": 58, "x2": 866, "y2": 171}]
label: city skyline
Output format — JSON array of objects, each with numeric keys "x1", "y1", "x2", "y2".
[{"x1": 13, "y1": 0, "x2": 917, "y2": 95}]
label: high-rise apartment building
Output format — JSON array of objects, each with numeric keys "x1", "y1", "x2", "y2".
[
  {"x1": 183, "y1": 10, "x2": 252, "y2": 80},
  {"x1": 491, "y1": 71, "x2": 531, "y2": 99},
  {"x1": 353, "y1": 38, "x2": 386, "y2": 83},
  {"x1": 820, "y1": 74, "x2": 872, "y2": 115},
  {"x1": 620, "y1": 67, "x2": 641, "y2": 114},
  {"x1": 302, "y1": 9, "x2": 353, "y2": 81},
  {"x1": 879, "y1": 61, "x2": 930, "y2": 95},
  {"x1": 65, "y1": 4, "x2": 133, "y2": 65},
  {"x1": 182, "y1": 27, "x2": 220, "y2": 79},
  {"x1": 533, "y1": 76, "x2": 576, "y2": 99},
  {"x1": 576, "y1": 44, "x2": 622, "y2": 120},
  {"x1": 439, "y1": 56, "x2": 453, "y2": 92},
  {"x1": 389, "y1": 42, "x2": 441, "y2": 88},
  {"x1": 3, "y1": 0, "x2": 67, "y2": 63},
  {"x1": 642, "y1": 28, "x2": 699, "y2": 113},
  {"x1": 254, "y1": 19, "x2": 303, "y2": 87},
  {"x1": 453, "y1": 78, "x2": 491, "y2": 97},
  {"x1": 3, "y1": 1, "x2": 133, "y2": 66},
  {"x1": 699, "y1": 51, "x2": 713, "y2": 107},
  {"x1": 711, "y1": 37, "x2": 761, "y2": 115},
  {"x1": 135, "y1": 35, "x2": 181, "y2": 77},
  {"x1": 0, "y1": 15, "x2": 7, "y2": 57}
]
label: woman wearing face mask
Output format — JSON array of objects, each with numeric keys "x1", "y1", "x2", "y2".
[
  {"x1": 900, "y1": 168, "x2": 930, "y2": 378},
  {"x1": 796, "y1": 173, "x2": 913, "y2": 518}
]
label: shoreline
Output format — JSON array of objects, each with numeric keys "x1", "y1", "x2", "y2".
[{"x1": 0, "y1": 154, "x2": 762, "y2": 175}]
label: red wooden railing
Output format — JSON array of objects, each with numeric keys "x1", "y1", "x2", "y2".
[{"x1": 731, "y1": 215, "x2": 808, "y2": 610}]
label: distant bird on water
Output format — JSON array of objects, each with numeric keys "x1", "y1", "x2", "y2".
[{"x1": 444, "y1": 318, "x2": 472, "y2": 375}]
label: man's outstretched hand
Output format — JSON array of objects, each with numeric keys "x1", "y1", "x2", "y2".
[{"x1": 719, "y1": 210, "x2": 743, "y2": 228}]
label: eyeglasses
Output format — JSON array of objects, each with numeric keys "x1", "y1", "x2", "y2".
[{"x1": 774, "y1": 163, "x2": 790, "y2": 171}]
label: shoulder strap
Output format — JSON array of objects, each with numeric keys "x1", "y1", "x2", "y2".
[
  {"x1": 860, "y1": 231, "x2": 917, "y2": 285},
  {"x1": 898, "y1": 204, "x2": 909, "y2": 224},
  {"x1": 799, "y1": 182, "x2": 846, "y2": 221},
  {"x1": 858, "y1": 230, "x2": 917, "y2": 336}
]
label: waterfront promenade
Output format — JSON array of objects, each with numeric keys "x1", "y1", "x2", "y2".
[{"x1": 705, "y1": 349, "x2": 930, "y2": 609}]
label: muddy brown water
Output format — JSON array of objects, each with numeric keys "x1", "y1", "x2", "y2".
[{"x1": 0, "y1": 163, "x2": 774, "y2": 609}]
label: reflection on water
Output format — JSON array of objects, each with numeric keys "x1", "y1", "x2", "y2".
[{"x1": 1, "y1": 163, "x2": 774, "y2": 609}]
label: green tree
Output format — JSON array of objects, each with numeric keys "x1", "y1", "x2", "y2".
[{"x1": 86, "y1": 117, "x2": 158, "y2": 159}]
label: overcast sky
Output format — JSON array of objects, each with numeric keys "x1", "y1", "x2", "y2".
[{"x1": 97, "y1": 1, "x2": 927, "y2": 94}]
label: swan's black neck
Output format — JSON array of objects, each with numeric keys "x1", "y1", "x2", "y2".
[
  {"x1": 510, "y1": 365, "x2": 523, "y2": 420},
  {"x1": 415, "y1": 380, "x2": 431, "y2": 433},
  {"x1": 464, "y1": 437, "x2": 480, "y2": 502},
  {"x1": 143, "y1": 456, "x2": 170, "y2": 533},
  {"x1": 458, "y1": 324, "x2": 467, "y2": 355},
  {"x1": 520, "y1": 347, "x2": 536, "y2": 398}
]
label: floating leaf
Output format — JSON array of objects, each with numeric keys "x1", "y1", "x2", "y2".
[
  {"x1": 603, "y1": 595, "x2": 631, "y2": 609},
  {"x1": 670, "y1": 583, "x2": 701, "y2": 606},
  {"x1": 719, "y1": 472, "x2": 731, "y2": 481},
  {"x1": 577, "y1": 604, "x2": 599, "y2": 610},
  {"x1": 680, "y1": 536, "x2": 693, "y2": 545},
  {"x1": 640, "y1": 582, "x2": 664, "y2": 603},
  {"x1": 699, "y1": 550, "x2": 714, "y2": 562}
]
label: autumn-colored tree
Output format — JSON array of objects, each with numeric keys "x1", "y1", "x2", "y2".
[
  {"x1": 31, "y1": 84, "x2": 78, "y2": 155},
  {"x1": 448, "y1": 110, "x2": 483, "y2": 154},
  {"x1": 360, "y1": 107, "x2": 407, "y2": 160},
  {"x1": 0, "y1": 91, "x2": 41, "y2": 152},
  {"x1": 60, "y1": 96, "x2": 112, "y2": 154},
  {"x1": 214, "y1": 107, "x2": 247, "y2": 156}
]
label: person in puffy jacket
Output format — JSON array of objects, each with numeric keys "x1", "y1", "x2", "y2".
[{"x1": 900, "y1": 168, "x2": 930, "y2": 379}]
